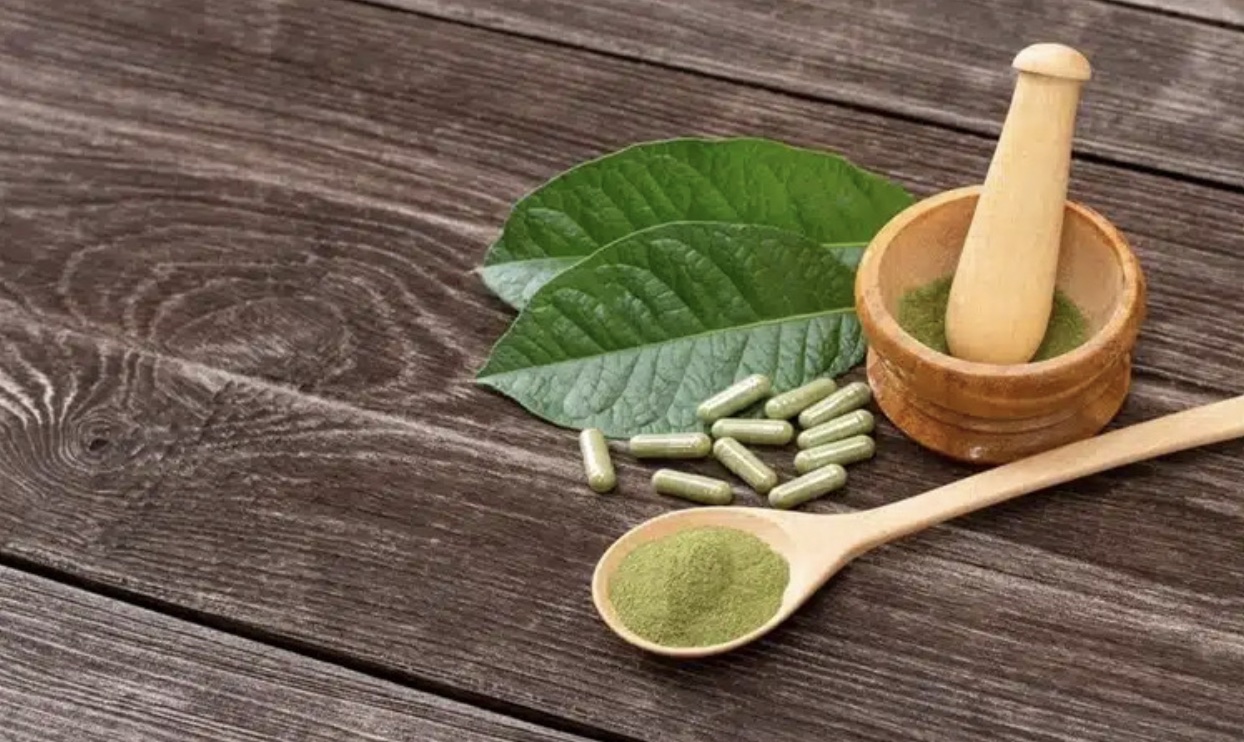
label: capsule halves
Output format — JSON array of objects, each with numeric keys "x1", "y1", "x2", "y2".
[
  {"x1": 794, "y1": 435, "x2": 876, "y2": 474},
  {"x1": 579, "y1": 428, "x2": 616, "y2": 493},
  {"x1": 712, "y1": 437, "x2": 779, "y2": 495},
  {"x1": 696, "y1": 374, "x2": 772, "y2": 423},
  {"x1": 629, "y1": 432, "x2": 713, "y2": 459},
  {"x1": 768, "y1": 465, "x2": 847, "y2": 510},
  {"x1": 764, "y1": 378, "x2": 837, "y2": 419},
  {"x1": 796, "y1": 409, "x2": 875, "y2": 449},
  {"x1": 798, "y1": 381, "x2": 873, "y2": 428},
  {"x1": 710, "y1": 418, "x2": 795, "y2": 446},
  {"x1": 605, "y1": 375, "x2": 873, "y2": 508},
  {"x1": 652, "y1": 469, "x2": 734, "y2": 505}
]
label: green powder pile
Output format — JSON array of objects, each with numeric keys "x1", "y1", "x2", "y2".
[
  {"x1": 608, "y1": 526, "x2": 789, "y2": 648},
  {"x1": 897, "y1": 276, "x2": 1089, "y2": 361}
]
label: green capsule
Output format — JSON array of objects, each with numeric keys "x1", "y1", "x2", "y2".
[
  {"x1": 579, "y1": 428, "x2": 617, "y2": 493},
  {"x1": 628, "y1": 432, "x2": 712, "y2": 459},
  {"x1": 794, "y1": 435, "x2": 875, "y2": 474},
  {"x1": 709, "y1": 418, "x2": 795, "y2": 446},
  {"x1": 798, "y1": 381, "x2": 873, "y2": 429},
  {"x1": 768, "y1": 464, "x2": 848, "y2": 510},
  {"x1": 696, "y1": 374, "x2": 772, "y2": 423},
  {"x1": 764, "y1": 378, "x2": 837, "y2": 419},
  {"x1": 712, "y1": 437, "x2": 779, "y2": 495},
  {"x1": 796, "y1": 409, "x2": 875, "y2": 449},
  {"x1": 652, "y1": 469, "x2": 734, "y2": 506}
]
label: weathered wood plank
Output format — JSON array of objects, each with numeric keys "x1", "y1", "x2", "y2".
[
  {"x1": 1, "y1": 0, "x2": 1242, "y2": 398},
  {"x1": 0, "y1": 565, "x2": 589, "y2": 742},
  {"x1": 379, "y1": 0, "x2": 1244, "y2": 188},
  {"x1": 0, "y1": 1, "x2": 1242, "y2": 741},
  {"x1": 1108, "y1": 0, "x2": 1244, "y2": 25},
  {"x1": 0, "y1": 299, "x2": 1241, "y2": 742}
]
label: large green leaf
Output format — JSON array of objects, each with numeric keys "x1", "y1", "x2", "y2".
[
  {"x1": 476, "y1": 222, "x2": 864, "y2": 437},
  {"x1": 482, "y1": 137, "x2": 912, "y2": 308},
  {"x1": 479, "y1": 259, "x2": 574, "y2": 312}
]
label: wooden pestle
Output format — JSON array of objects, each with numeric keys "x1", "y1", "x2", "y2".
[{"x1": 945, "y1": 43, "x2": 1091, "y2": 365}]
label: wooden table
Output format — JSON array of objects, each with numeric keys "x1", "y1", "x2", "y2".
[{"x1": 2, "y1": 1, "x2": 1242, "y2": 739}]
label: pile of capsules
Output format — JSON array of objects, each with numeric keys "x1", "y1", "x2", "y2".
[{"x1": 578, "y1": 374, "x2": 875, "y2": 510}]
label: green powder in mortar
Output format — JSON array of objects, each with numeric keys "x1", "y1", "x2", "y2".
[
  {"x1": 897, "y1": 276, "x2": 1089, "y2": 361},
  {"x1": 608, "y1": 526, "x2": 789, "y2": 648}
]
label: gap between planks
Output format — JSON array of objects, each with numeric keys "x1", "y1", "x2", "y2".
[
  {"x1": 353, "y1": 0, "x2": 1244, "y2": 193},
  {"x1": 0, "y1": 550, "x2": 641, "y2": 742},
  {"x1": 0, "y1": 302, "x2": 636, "y2": 742},
  {"x1": 1094, "y1": 0, "x2": 1244, "y2": 28},
  {"x1": 2, "y1": 2, "x2": 1243, "y2": 739},
  {"x1": 0, "y1": 561, "x2": 616, "y2": 742}
]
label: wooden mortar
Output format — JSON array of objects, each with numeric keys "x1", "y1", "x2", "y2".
[{"x1": 854, "y1": 186, "x2": 1146, "y2": 464}]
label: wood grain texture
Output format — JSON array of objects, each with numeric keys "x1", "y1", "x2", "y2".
[
  {"x1": 1107, "y1": 0, "x2": 1244, "y2": 25},
  {"x1": 0, "y1": 567, "x2": 589, "y2": 742},
  {"x1": 1, "y1": 298, "x2": 1241, "y2": 741},
  {"x1": 1, "y1": 0, "x2": 1243, "y2": 400},
  {"x1": 384, "y1": 0, "x2": 1244, "y2": 188},
  {"x1": 0, "y1": 0, "x2": 1243, "y2": 740}
]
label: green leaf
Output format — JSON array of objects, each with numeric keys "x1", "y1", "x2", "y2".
[
  {"x1": 480, "y1": 258, "x2": 577, "y2": 309},
  {"x1": 482, "y1": 137, "x2": 913, "y2": 308},
  {"x1": 476, "y1": 222, "x2": 865, "y2": 437},
  {"x1": 480, "y1": 242, "x2": 865, "y2": 308}
]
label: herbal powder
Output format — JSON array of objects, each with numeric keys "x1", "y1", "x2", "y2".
[
  {"x1": 609, "y1": 527, "x2": 789, "y2": 648},
  {"x1": 898, "y1": 276, "x2": 1089, "y2": 361}
]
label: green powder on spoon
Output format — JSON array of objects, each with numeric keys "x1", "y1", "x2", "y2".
[
  {"x1": 898, "y1": 275, "x2": 1089, "y2": 361},
  {"x1": 609, "y1": 526, "x2": 789, "y2": 648}
]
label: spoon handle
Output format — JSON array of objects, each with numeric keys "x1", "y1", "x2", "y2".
[{"x1": 852, "y1": 394, "x2": 1244, "y2": 551}]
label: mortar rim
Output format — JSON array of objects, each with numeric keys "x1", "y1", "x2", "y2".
[{"x1": 855, "y1": 185, "x2": 1145, "y2": 385}]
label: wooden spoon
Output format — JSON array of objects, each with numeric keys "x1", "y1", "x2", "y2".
[
  {"x1": 592, "y1": 393, "x2": 1244, "y2": 658},
  {"x1": 945, "y1": 43, "x2": 1092, "y2": 364}
]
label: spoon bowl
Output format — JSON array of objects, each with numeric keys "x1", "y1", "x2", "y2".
[
  {"x1": 591, "y1": 506, "x2": 870, "y2": 658},
  {"x1": 593, "y1": 394, "x2": 1244, "y2": 658}
]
